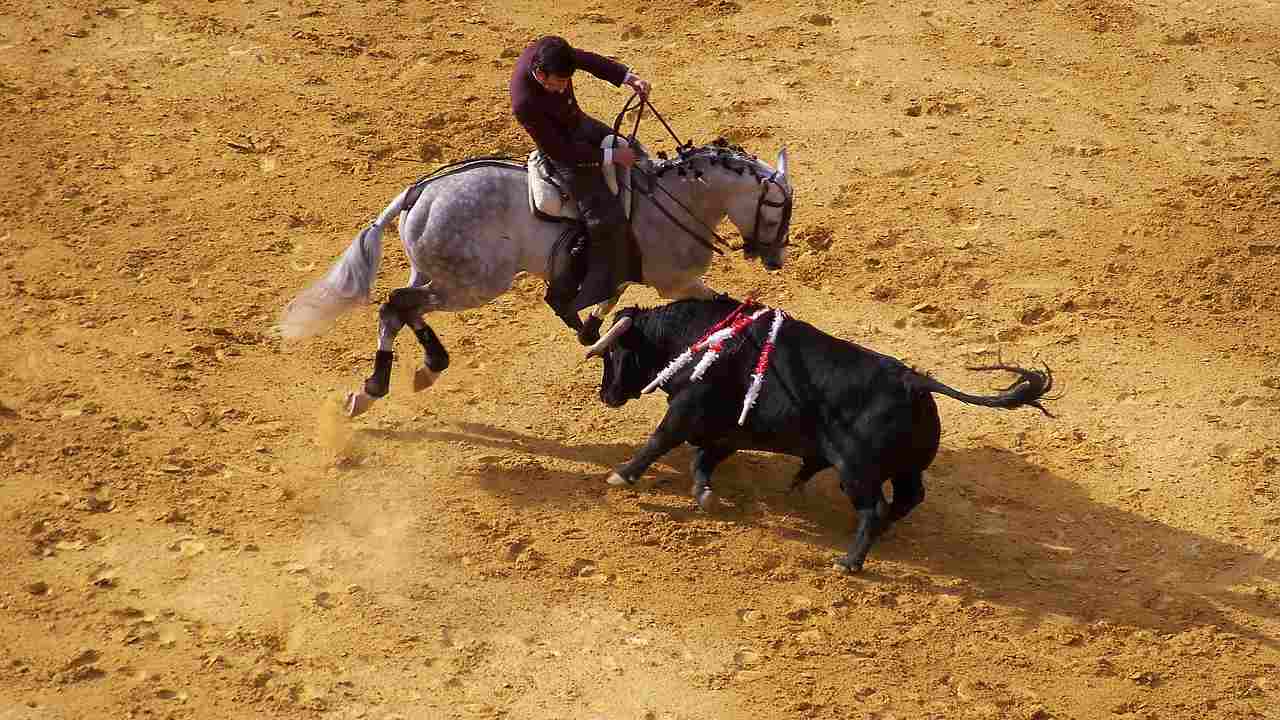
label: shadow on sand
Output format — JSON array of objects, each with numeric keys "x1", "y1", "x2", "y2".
[{"x1": 362, "y1": 421, "x2": 1279, "y2": 649}]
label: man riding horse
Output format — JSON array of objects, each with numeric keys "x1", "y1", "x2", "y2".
[
  {"x1": 280, "y1": 38, "x2": 792, "y2": 418},
  {"x1": 509, "y1": 35, "x2": 652, "y2": 328}
]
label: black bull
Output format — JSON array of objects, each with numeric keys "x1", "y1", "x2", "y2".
[{"x1": 585, "y1": 297, "x2": 1054, "y2": 573}]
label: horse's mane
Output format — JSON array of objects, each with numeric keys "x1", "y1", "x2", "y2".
[{"x1": 648, "y1": 138, "x2": 776, "y2": 182}]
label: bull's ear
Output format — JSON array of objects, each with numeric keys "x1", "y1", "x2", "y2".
[{"x1": 776, "y1": 146, "x2": 789, "y2": 178}]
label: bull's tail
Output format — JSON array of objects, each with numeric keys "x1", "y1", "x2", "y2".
[
  {"x1": 277, "y1": 187, "x2": 411, "y2": 340},
  {"x1": 911, "y1": 363, "x2": 1054, "y2": 416}
]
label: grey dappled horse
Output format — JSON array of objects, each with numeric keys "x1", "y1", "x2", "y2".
[{"x1": 279, "y1": 141, "x2": 793, "y2": 417}]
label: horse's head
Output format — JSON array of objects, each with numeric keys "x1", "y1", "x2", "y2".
[{"x1": 722, "y1": 146, "x2": 793, "y2": 271}]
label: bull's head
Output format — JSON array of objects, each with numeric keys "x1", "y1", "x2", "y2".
[{"x1": 583, "y1": 314, "x2": 648, "y2": 408}]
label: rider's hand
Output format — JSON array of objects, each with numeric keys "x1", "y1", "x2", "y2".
[
  {"x1": 612, "y1": 146, "x2": 637, "y2": 167},
  {"x1": 623, "y1": 72, "x2": 650, "y2": 99}
]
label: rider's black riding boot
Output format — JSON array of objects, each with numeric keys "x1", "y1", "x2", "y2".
[
  {"x1": 570, "y1": 177, "x2": 628, "y2": 314},
  {"x1": 545, "y1": 237, "x2": 589, "y2": 334}
]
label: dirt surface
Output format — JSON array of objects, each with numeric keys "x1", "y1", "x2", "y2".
[{"x1": 3, "y1": 0, "x2": 1280, "y2": 718}]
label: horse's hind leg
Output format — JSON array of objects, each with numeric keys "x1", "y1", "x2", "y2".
[
  {"x1": 382, "y1": 281, "x2": 449, "y2": 392},
  {"x1": 346, "y1": 276, "x2": 445, "y2": 417},
  {"x1": 408, "y1": 319, "x2": 448, "y2": 391},
  {"x1": 346, "y1": 300, "x2": 406, "y2": 417}
]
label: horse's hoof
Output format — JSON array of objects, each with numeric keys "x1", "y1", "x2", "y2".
[
  {"x1": 413, "y1": 366, "x2": 439, "y2": 392},
  {"x1": 605, "y1": 472, "x2": 633, "y2": 486},
  {"x1": 695, "y1": 489, "x2": 718, "y2": 512},
  {"x1": 345, "y1": 391, "x2": 374, "y2": 418}
]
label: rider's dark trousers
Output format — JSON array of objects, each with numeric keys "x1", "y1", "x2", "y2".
[{"x1": 546, "y1": 116, "x2": 630, "y2": 313}]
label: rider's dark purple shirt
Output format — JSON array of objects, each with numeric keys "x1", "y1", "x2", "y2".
[{"x1": 510, "y1": 41, "x2": 628, "y2": 168}]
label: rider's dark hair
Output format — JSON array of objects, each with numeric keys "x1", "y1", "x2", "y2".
[{"x1": 532, "y1": 35, "x2": 576, "y2": 77}]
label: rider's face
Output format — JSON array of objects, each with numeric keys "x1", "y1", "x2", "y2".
[{"x1": 534, "y1": 69, "x2": 571, "y2": 94}]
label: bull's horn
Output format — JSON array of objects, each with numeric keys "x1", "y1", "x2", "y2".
[{"x1": 584, "y1": 317, "x2": 633, "y2": 358}]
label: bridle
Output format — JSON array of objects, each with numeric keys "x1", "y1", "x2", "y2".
[
  {"x1": 611, "y1": 94, "x2": 794, "y2": 259},
  {"x1": 746, "y1": 169, "x2": 793, "y2": 258}
]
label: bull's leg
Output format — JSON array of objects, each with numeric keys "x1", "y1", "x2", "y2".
[
  {"x1": 786, "y1": 457, "x2": 832, "y2": 495},
  {"x1": 886, "y1": 470, "x2": 925, "y2": 526},
  {"x1": 578, "y1": 285, "x2": 628, "y2": 346},
  {"x1": 836, "y1": 467, "x2": 890, "y2": 574},
  {"x1": 690, "y1": 445, "x2": 734, "y2": 511},
  {"x1": 606, "y1": 398, "x2": 700, "y2": 487}
]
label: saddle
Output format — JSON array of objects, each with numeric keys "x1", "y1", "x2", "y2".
[
  {"x1": 528, "y1": 136, "x2": 647, "y2": 311},
  {"x1": 527, "y1": 135, "x2": 635, "y2": 222}
]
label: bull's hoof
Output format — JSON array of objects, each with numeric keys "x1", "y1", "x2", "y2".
[
  {"x1": 345, "y1": 391, "x2": 375, "y2": 418},
  {"x1": 833, "y1": 555, "x2": 864, "y2": 574},
  {"x1": 605, "y1": 472, "x2": 634, "y2": 486},
  {"x1": 694, "y1": 488, "x2": 718, "y2": 511},
  {"x1": 413, "y1": 366, "x2": 439, "y2": 392}
]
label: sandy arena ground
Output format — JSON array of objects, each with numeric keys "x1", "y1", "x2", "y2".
[{"x1": 2, "y1": 0, "x2": 1279, "y2": 718}]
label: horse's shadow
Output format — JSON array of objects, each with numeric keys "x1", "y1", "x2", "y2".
[{"x1": 362, "y1": 421, "x2": 1280, "y2": 649}]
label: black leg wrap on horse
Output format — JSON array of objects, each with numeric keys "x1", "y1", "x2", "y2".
[
  {"x1": 364, "y1": 350, "x2": 394, "y2": 398},
  {"x1": 413, "y1": 326, "x2": 450, "y2": 372}
]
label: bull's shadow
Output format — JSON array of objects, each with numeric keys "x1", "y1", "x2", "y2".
[
  {"x1": 359, "y1": 421, "x2": 697, "y2": 506},
  {"x1": 364, "y1": 421, "x2": 1279, "y2": 649}
]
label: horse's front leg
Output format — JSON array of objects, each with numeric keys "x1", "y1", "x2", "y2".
[{"x1": 578, "y1": 285, "x2": 628, "y2": 345}]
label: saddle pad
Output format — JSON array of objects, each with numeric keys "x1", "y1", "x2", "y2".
[{"x1": 527, "y1": 135, "x2": 633, "y2": 221}]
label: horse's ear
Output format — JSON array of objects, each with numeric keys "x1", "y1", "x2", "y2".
[{"x1": 776, "y1": 146, "x2": 789, "y2": 178}]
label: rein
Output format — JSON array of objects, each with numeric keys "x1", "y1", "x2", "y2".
[
  {"x1": 610, "y1": 93, "x2": 729, "y2": 255},
  {"x1": 633, "y1": 172, "x2": 729, "y2": 255},
  {"x1": 612, "y1": 92, "x2": 687, "y2": 151},
  {"x1": 610, "y1": 93, "x2": 791, "y2": 257}
]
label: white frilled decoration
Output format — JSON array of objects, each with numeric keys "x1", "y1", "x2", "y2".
[
  {"x1": 640, "y1": 298, "x2": 787, "y2": 426},
  {"x1": 738, "y1": 308, "x2": 785, "y2": 426}
]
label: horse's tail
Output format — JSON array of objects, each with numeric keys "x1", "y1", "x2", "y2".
[{"x1": 278, "y1": 187, "x2": 410, "y2": 339}]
